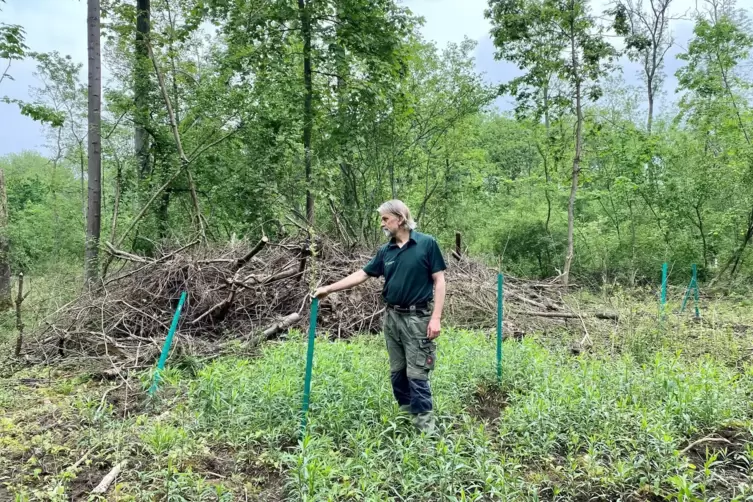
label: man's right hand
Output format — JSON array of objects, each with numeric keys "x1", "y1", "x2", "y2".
[{"x1": 312, "y1": 286, "x2": 330, "y2": 299}]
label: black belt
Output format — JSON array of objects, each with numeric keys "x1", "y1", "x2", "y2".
[{"x1": 386, "y1": 303, "x2": 429, "y2": 313}]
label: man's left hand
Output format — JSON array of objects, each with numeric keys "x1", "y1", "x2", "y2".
[{"x1": 427, "y1": 318, "x2": 441, "y2": 340}]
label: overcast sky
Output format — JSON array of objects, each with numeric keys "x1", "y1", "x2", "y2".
[{"x1": 0, "y1": 0, "x2": 739, "y2": 156}]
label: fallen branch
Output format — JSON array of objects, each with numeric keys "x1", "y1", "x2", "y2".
[
  {"x1": 516, "y1": 310, "x2": 619, "y2": 321},
  {"x1": 233, "y1": 236, "x2": 269, "y2": 270},
  {"x1": 105, "y1": 242, "x2": 152, "y2": 263},
  {"x1": 192, "y1": 292, "x2": 234, "y2": 325},
  {"x1": 91, "y1": 460, "x2": 125, "y2": 494},
  {"x1": 680, "y1": 436, "x2": 733, "y2": 455},
  {"x1": 263, "y1": 313, "x2": 301, "y2": 339},
  {"x1": 65, "y1": 445, "x2": 97, "y2": 473},
  {"x1": 239, "y1": 266, "x2": 301, "y2": 287},
  {"x1": 507, "y1": 292, "x2": 554, "y2": 311}
]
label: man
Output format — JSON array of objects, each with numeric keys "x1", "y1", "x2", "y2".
[{"x1": 313, "y1": 200, "x2": 447, "y2": 434}]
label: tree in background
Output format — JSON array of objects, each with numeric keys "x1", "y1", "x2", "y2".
[
  {"x1": 86, "y1": 0, "x2": 102, "y2": 284},
  {"x1": 611, "y1": 0, "x2": 678, "y2": 133},
  {"x1": 486, "y1": 0, "x2": 616, "y2": 287},
  {"x1": 134, "y1": 0, "x2": 151, "y2": 180},
  {"x1": 677, "y1": 2, "x2": 753, "y2": 280}
]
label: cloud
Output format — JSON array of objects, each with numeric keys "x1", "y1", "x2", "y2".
[
  {"x1": 1, "y1": 0, "x2": 750, "y2": 156},
  {"x1": 0, "y1": 0, "x2": 86, "y2": 156}
]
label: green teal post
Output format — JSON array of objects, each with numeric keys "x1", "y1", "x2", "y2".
[
  {"x1": 680, "y1": 264, "x2": 701, "y2": 318},
  {"x1": 660, "y1": 263, "x2": 668, "y2": 317},
  {"x1": 497, "y1": 273, "x2": 503, "y2": 385},
  {"x1": 149, "y1": 291, "x2": 187, "y2": 395},
  {"x1": 300, "y1": 297, "x2": 319, "y2": 437}
]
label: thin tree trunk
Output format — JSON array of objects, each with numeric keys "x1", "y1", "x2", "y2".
[
  {"x1": 730, "y1": 228, "x2": 753, "y2": 277},
  {"x1": 717, "y1": 50, "x2": 751, "y2": 146},
  {"x1": 100, "y1": 153, "x2": 123, "y2": 279},
  {"x1": 334, "y1": 8, "x2": 355, "y2": 234},
  {"x1": 134, "y1": 0, "x2": 151, "y2": 179},
  {"x1": 563, "y1": 38, "x2": 583, "y2": 289},
  {"x1": 80, "y1": 147, "x2": 86, "y2": 222},
  {"x1": 51, "y1": 128, "x2": 63, "y2": 258},
  {"x1": 647, "y1": 80, "x2": 654, "y2": 134},
  {"x1": 299, "y1": 0, "x2": 314, "y2": 226},
  {"x1": 543, "y1": 88, "x2": 552, "y2": 235},
  {"x1": 695, "y1": 204, "x2": 708, "y2": 268},
  {"x1": 628, "y1": 199, "x2": 636, "y2": 285},
  {"x1": 14, "y1": 273, "x2": 24, "y2": 357},
  {"x1": 148, "y1": 43, "x2": 206, "y2": 242},
  {"x1": 85, "y1": 0, "x2": 102, "y2": 285},
  {"x1": 158, "y1": 186, "x2": 170, "y2": 239},
  {"x1": 0, "y1": 169, "x2": 12, "y2": 310},
  {"x1": 714, "y1": 205, "x2": 753, "y2": 281}
]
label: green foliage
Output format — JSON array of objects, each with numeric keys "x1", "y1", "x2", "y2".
[
  {"x1": 3, "y1": 0, "x2": 753, "y2": 286},
  {"x1": 0, "y1": 0, "x2": 27, "y2": 71},
  {"x1": 5, "y1": 288, "x2": 753, "y2": 500},
  {"x1": 186, "y1": 329, "x2": 753, "y2": 500},
  {"x1": 0, "y1": 152, "x2": 84, "y2": 271},
  {"x1": 0, "y1": 97, "x2": 65, "y2": 127}
]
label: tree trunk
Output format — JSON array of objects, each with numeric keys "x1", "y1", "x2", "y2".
[
  {"x1": 543, "y1": 89, "x2": 552, "y2": 236},
  {"x1": 157, "y1": 187, "x2": 170, "y2": 240},
  {"x1": 85, "y1": 0, "x2": 102, "y2": 285},
  {"x1": 695, "y1": 204, "x2": 708, "y2": 268},
  {"x1": 134, "y1": 0, "x2": 151, "y2": 179},
  {"x1": 298, "y1": 0, "x2": 314, "y2": 226},
  {"x1": 628, "y1": 199, "x2": 636, "y2": 285},
  {"x1": 730, "y1": 223, "x2": 753, "y2": 277},
  {"x1": 647, "y1": 78, "x2": 654, "y2": 134},
  {"x1": 334, "y1": 7, "x2": 357, "y2": 235},
  {"x1": 563, "y1": 41, "x2": 583, "y2": 289},
  {"x1": 714, "y1": 205, "x2": 753, "y2": 281},
  {"x1": 0, "y1": 169, "x2": 12, "y2": 310}
]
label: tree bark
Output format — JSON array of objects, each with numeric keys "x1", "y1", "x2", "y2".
[
  {"x1": 298, "y1": 0, "x2": 315, "y2": 226},
  {"x1": 14, "y1": 273, "x2": 24, "y2": 357},
  {"x1": 714, "y1": 205, "x2": 753, "y2": 281},
  {"x1": 647, "y1": 80, "x2": 654, "y2": 133},
  {"x1": 0, "y1": 169, "x2": 11, "y2": 310},
  {"x1": 563, "y1": 36, "x2": 583, "y2": 289},
  {"x1": 543, "y1": 88, "x2": 552, "y2": 235},
  {"x1": 695, "y1": 204, "x2": 708, "y2": 268},
  {"x1": 134, "y1": 0, "x2": 151, "y2": 179},
  {"x1": 148, "y1": 43, "x2": 206, "y2": 242},
  {"x1": 85, "y1": 0, "x2": 102, "y2": 285}
]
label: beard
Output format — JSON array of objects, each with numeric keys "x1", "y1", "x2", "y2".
[{"x1": 382, "y1": 228, "x2": 393, "y2": 238}]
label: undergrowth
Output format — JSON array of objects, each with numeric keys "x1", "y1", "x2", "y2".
[
  {"x1": 3, "y1": 328, "x2": 752, "y2": 500},
  {"x1": 3, "y1": 287, "x2": 753, "y2": 500}
]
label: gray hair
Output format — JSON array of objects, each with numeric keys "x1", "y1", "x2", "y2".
[{"x1": 378, "y1": 199, "x2": 416, "y2": 230}]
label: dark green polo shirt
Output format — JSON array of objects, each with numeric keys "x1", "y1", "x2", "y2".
[{"x1": 363, "y1": 230, "x2": 447, "y2": 307}]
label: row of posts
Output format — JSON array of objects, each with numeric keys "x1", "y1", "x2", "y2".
[{"x1": 146, "y1": 256, "x2": 700, "y2": 439}]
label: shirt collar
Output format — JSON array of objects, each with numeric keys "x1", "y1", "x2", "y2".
[{"x1": 388, "y1": 230, "x2": 416, "y2": 248}]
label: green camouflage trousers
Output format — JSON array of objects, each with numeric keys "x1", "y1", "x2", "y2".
[{"x1": 383, "y1": 307, "x2": 437, "y2": 432}]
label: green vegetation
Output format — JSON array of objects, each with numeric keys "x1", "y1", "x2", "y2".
[
  {"x1": 2, "y1": 0, "x2": 753, "y2": 500},
  {"x1": 3, "y1": 293, "x2": 753, "y2": 500},
  {"x1": 0, "y1": 0, "x2": 752, "y2": 284}
]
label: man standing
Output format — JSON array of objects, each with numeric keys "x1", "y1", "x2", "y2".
[{"x1": 313, "y1": 200, "x2": 447, "y2": 434}]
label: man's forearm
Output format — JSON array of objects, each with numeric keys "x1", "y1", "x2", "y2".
[
  {"x1": 431, "y1": 274, "x2": 446, "y2": 321},
  {"x1": 326, "y1": 269, "x2": 369, "y2": 294}
]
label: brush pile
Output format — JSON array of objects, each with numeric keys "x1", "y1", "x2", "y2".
[{"x1": 27, "y1": 236, "x2": 617, "y2": 370}]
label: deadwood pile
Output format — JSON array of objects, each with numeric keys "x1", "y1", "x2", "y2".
[{"x1": 27, "y1": 237, "x2": 617, "y2": 370}]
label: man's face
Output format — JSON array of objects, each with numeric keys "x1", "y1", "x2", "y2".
[{"x1": 380, "y1": 212, "x2": 402, "y2": 238}]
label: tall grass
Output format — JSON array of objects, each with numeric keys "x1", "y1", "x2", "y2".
[{"x1": 187, "y1": 330, "x2": 753, "y2": 501}]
